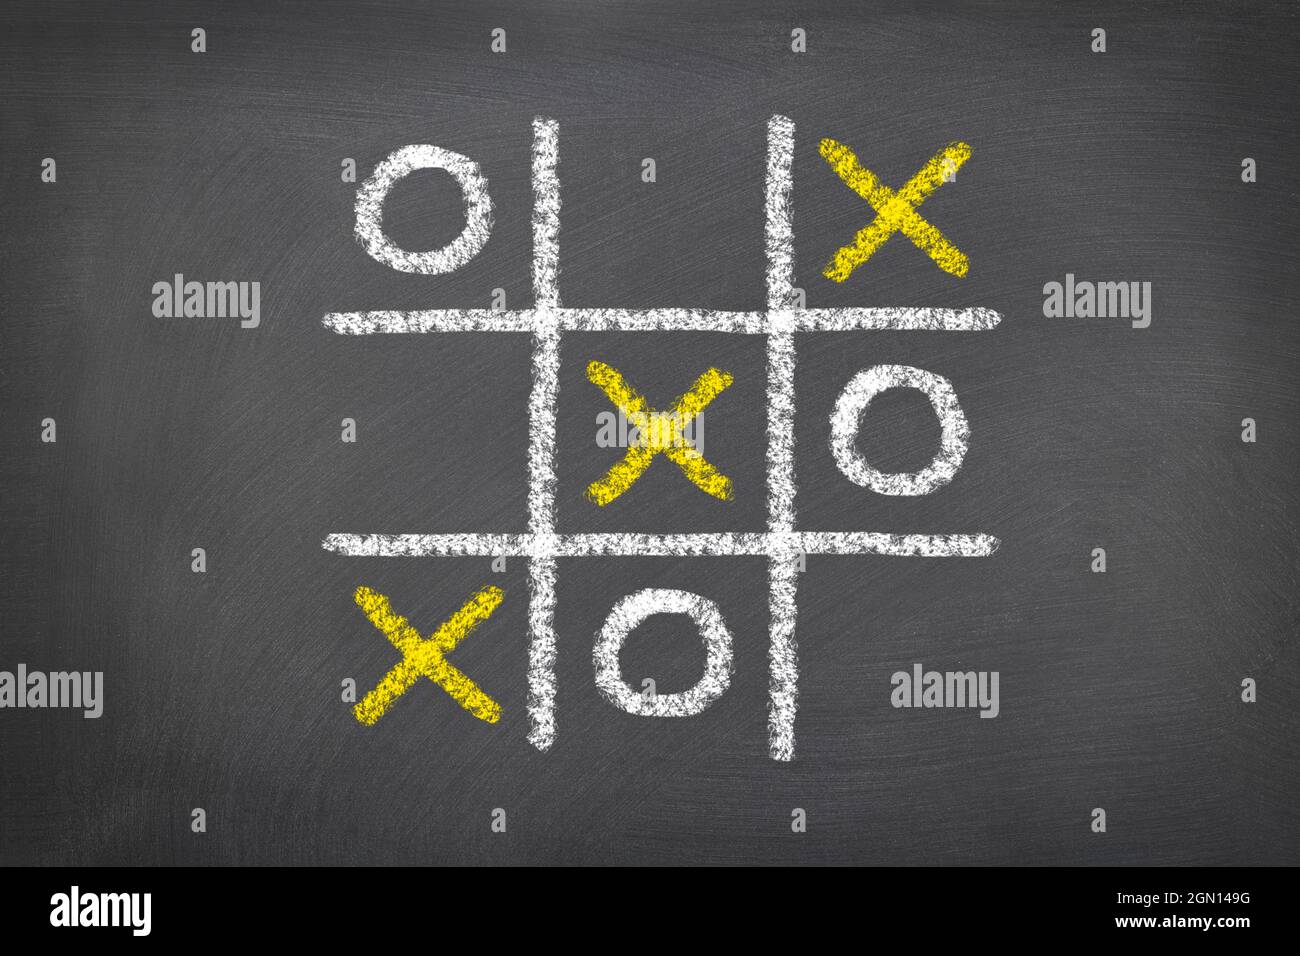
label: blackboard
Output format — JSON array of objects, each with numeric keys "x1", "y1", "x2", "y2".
[{"x1": 2, "y1": 0, "x2": 1297, "y2": 866}]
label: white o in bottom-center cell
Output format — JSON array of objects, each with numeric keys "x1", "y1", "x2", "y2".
[{"x1": 594, "y1": 588, "x2": 734, "y2": 717}]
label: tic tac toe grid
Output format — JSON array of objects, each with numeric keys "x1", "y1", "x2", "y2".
[{"x1": 321, "y1": 116, "x2": 1003, "y2": 760}]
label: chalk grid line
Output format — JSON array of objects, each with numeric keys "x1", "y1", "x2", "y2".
[{"x1": 323, "y1": 115, "x2": 1002, "y2": 760}]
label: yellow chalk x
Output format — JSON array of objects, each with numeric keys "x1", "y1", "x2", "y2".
[
  {"x1": 353, "y1": 585, "x2": 503, "y2": 726},
  {"x1": 585, "y1": 360, "x2": 735, "y2": 506},
  {"x1": 820, "y1": 138, "x2": 972, "y2": 281}
]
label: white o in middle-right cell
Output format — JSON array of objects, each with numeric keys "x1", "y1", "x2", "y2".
[{"x1": 829, "y1": 364, "x2": 970, "y2": 496}]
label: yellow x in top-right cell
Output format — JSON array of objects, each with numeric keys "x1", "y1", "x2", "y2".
[{"x1": 819, "y1": 138, "x2": 972, "y2": 281}]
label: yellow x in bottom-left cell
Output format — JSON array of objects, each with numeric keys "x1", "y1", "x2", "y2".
[{"x1": 352, "y1": 585, "x2": 503, "y2": 726}]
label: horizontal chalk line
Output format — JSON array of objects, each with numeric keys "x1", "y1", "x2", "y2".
[
  {"x1": 322, "y1": 307, "x2": 1001, "y2": 335},
  {"x1": 321, "y1": 531, "x2": 1000, "y2": 558}
]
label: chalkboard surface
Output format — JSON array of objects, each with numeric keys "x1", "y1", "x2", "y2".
[{"x1": 1, "y1": 0, "x2": 1297, "y2": 866}]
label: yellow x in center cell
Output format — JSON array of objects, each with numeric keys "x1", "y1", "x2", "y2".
[
  {"x1": 353, "y1": 584, "x2": 503, "y2": 726},
  {"x1": 820, "y1": 138, "x2": 972, "y2": 281},
  {"x1": 586, "y1": 360, "x2": 735, "y2": 506}
]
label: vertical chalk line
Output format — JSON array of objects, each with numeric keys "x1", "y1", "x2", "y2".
[
  {"x1": 765, "y1": 115, "x2": 800, "y2": 762},
  {"x1": 527, "y1": 117, "x2": 562, "y2": 751}
]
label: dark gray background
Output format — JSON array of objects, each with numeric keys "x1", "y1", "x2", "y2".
[{"x1": 2, "y1": 0, "x2": 1297, "y2": 865}]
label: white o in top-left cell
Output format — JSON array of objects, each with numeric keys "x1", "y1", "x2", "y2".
[{"x1": 354, "y1": 145, "x2": 494, "y2": 274}]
